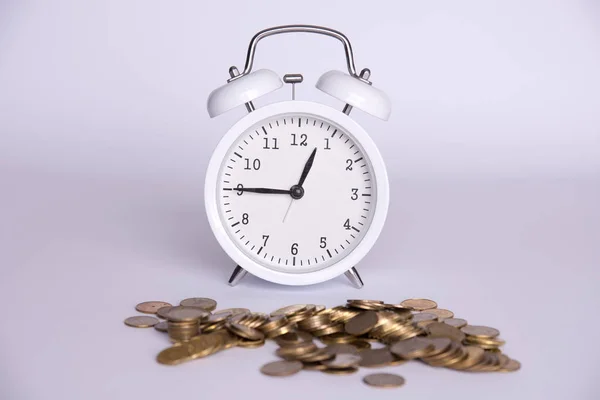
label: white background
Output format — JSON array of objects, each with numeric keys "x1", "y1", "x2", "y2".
[{"x1": 0, "y1": 1, "x2": 598, "y2": 399}]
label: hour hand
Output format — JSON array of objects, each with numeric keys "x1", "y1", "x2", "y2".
[{"x1": 225, "y1": 187, "x2": 291, "y2": 195}]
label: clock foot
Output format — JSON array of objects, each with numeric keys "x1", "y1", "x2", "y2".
[
  {"x1": 228, "y1": 265, "x2": 248, "y2": 287},
  {"x1": 344, "y1": 267, "x2": 364, "y2": 289}
]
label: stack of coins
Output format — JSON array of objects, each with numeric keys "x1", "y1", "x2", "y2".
[
  {"x1": 124, "y1": 297, "x2": 521, "y2": 389},
  {"x1": 165, "y1": 307, "x2": 210, "y2": 342},
  {"x1": 461, "y1": 325, "x2": 505, "y2": 351}
]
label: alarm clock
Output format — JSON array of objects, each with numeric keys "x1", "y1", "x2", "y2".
[{"x1": 205, "y1": 25, "x2": 391, "y2": 287}]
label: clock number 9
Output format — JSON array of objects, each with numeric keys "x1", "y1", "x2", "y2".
[
  {"x1": 236, "y1": 184, "x2": 244, "y2": 196},
  {"x1": 291, "y1": 243, "x2": 299, "y2": 255}
]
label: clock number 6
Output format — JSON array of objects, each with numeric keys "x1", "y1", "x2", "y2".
[{"x1": 291, "y1": 243, "x2": 299, "y2": 255}]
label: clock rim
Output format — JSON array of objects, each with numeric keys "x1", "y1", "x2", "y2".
[{"x1": 205, "y1": 101, "x2": 389, "y2": 286}]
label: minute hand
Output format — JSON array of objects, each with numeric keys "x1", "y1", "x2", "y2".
[
  {"x1": 297, "y1": 147, "x2": 318, "y2": 187},
  {"x1": 233, "y1": 187, "x2": 291, "y2": 194}
]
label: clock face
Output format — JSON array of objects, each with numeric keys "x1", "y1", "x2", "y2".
[{"x1": 216, "y1": 112, "x2": 376, "y2": 273}]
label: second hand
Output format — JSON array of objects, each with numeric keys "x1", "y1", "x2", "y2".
[{"x1": 282, "y1": 198, "x2": 294, "y2": 223}]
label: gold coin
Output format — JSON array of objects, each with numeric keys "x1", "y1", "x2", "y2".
[
  {"x1": 156, "y1": 343, "x2": 194, "y2": 365},
  {"x1": 324, "y1": 367, "x2": 360, "y2": 375},
  {"x1": 347, "y1": 299, "x2": 384, "y2": 304},
  {"x1": 303, "y1": 362, "x2": 328, "y2": 371},
  {"x1": 390, "y1": 337, "x2": 435, "y2": 359},
  {"x1": 237, "y1": 338, "x2": 265, "y2": 348},
  {"x1": 260, "y1": 315, "x2": 288, "y2": 332},
  {"x1": 318, "y1": 332, "x2": 355, "y2": 343},
  {"x1": 322, "y1": 367, "x2": 358, "y2": 375},
  {"x1": 464, "y1": 336, "x2": 505, "y2": 349},
  {"x1": 179, "y1": 297, "x2": 217, "y2": 311},
  {"x1": 276, "y1": 331, "x2": 313, "y2": 346},
  {"x1": 154, "y1": 321, "x2": 168, "y2": 332},
  {"x1": 156, "y1": 306, "x2": 173, "y2": 319},
  {"x1": 426, "y1": 322, "x2": 466, "y2": 342},
  {"x1": 124, "y1": 316, "x2": 159, "y2": 328},
  {"x1": 206, "y1": 311, "x2": 232, "y2": 324},
  {"x1": 351, "y1": 340, "x2": 372, "y2": 350},
  {"x1": 363, "y1": 373, "x2": 405, "y2": 388},
  {"x1": 347, "y1": 300, "x2": 386, "y2": 310},
  {"x1": 166, "y1": 307, "x2": 210, "y2": 322},
  {"x1": 400, "y1": 298, "x2": 437, "y2": 311},
  {"x1": 416, "y1": 320, "x2": 436, "y2": 329},
  {"x1": 264, "y1": 324, "x2": 294, "y2": 339},
  {"x1": 322, "y1": 353, "x2": 362, "y2": 369},
  {"x1": 325, "y1": 343, "x2": 359, "y2": 356},
  {"x1": 500, "y1": 358, "x2": 521, "y2": 372},
  {"x1": 260, "y1": 360, "x2": 303, "y2": 376},
  {"x1": 423, "y1": 308, "x2": 454, "y2": 319},
  {"x1": 388, "y1": 356, "x2": 408, "y2": 366},
  {"x1": 461, "y1": 325, "x2": 500, "y2": 338},
  {"x1": 422, "y1": 337, "x2": 453, "y2": 357},
  {"x1": 312, "y1": 324, "x2": 345, "y2": 337},
  {"x1": 358, "y1": 348, "x2": 395, "y2": 367},
  {"x1": 314, "y1": 305, "x2": 326, "y2": 313},
  {"x1": 384, "y1": 304, "x2": 412, "y2": 314},
  {"x1": 443, "y1": 318, "x2": 468, "y2": 328},
  {"x1": 271, "y1": 304, "x2": 308, "y2": 317},
  {"x1": 298, "y1": 349, "x2": 334, "y2": 363},
  {"x1": 412, "y1": 312, "x2": 438, "y2": 323},
  {"x1": 188, "y1": 334, "x2": 221, "y2": 358},
  {"x1": 135, "y1": 301, "x2": 172, "y2": 314},
  {"x1": 226, "y1": 322, "x2": 265, "y2": 341},
  {"x1": 276, "y1": 341, "x2": 318, "y2": 359},
  {"x1": 215, "y1": 308, "x2": 250, "y2": 316},
  {"x1": 344, "y1": 311, "x2": 378, "y2": 336},
  {"x1": 451, "y1": 346, "x2": 485, "y2": 370}
]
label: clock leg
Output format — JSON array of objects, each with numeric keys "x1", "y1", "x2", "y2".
[
  {"x1": 228, "y1": 265, "x2": 248, "y2": 287},
  {"x1": 344, "y1": 267, "x2": 364, "y2": 289}
]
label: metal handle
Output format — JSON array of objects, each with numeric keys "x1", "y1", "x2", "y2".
[{"x1": 235, "y1": 25, "x2": 360, "y2": 79}]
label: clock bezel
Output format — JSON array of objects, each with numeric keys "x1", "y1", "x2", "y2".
[{"x1": 205, "y1": 101, "x2": 389, "y2": 286}]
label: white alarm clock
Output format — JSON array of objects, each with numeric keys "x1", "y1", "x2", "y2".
[{"x1": 205, "y1": 25, "x2": 391, "y2": 287}]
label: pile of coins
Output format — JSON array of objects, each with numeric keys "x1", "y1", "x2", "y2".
[{"x1": 124, "y1": 297, "x2": 520, "y2": 389}]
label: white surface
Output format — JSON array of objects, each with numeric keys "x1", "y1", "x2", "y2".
[
  {"x1": 205, "y1": 101, "x2": 389, "y2": 285},
  {"x1": 207, "y1": 69, "x2": 283, "y2": 117},
  {"x1": 316, "y1": 70, "x2": 391, "y2": 120},
  {"x1": 1, "y1": 1, "x2": 599, "y2": 399}
]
